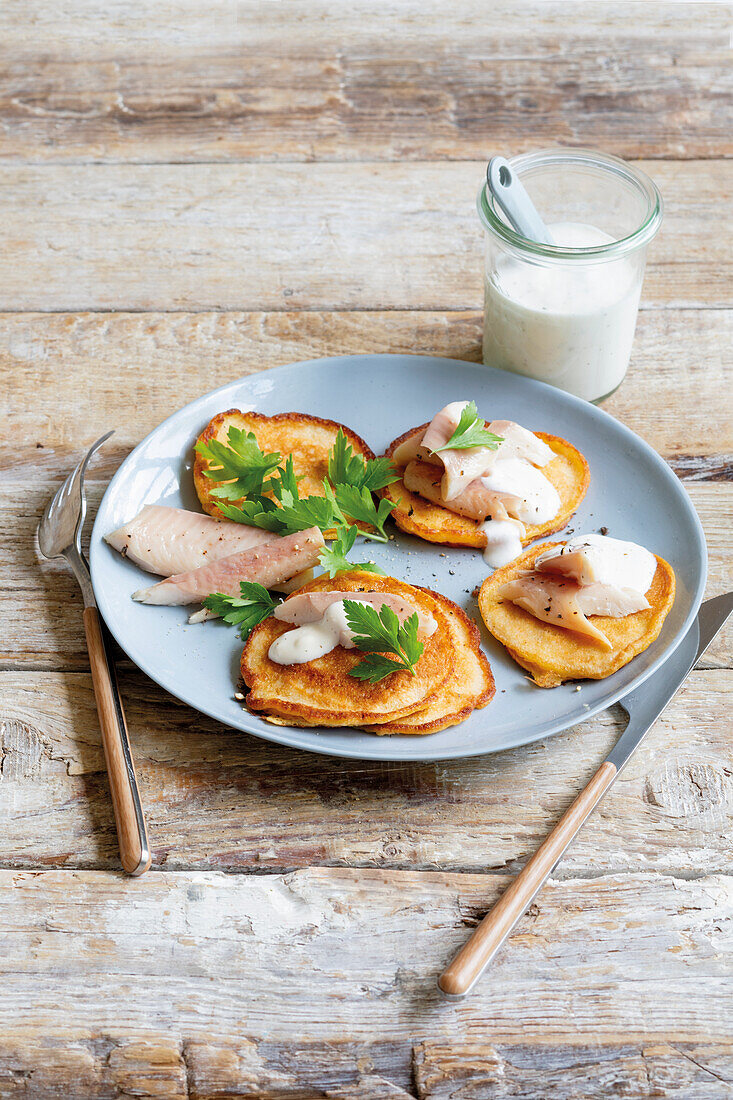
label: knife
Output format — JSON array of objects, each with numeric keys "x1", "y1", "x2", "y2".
[{"x1": 438, "y1": 592, "x2": 733, "y2": 997}]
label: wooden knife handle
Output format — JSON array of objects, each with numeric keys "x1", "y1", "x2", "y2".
[
  {"x1": 83, "y1": 606, "x2": 151, "y2": 876},
  {"x1": 438, "y1": 759, "x2": 617, "y2": 996}
]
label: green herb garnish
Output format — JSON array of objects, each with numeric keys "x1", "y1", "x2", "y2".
[
  {"x1": 334, "y1": 484, "x2": 396, "y2": 542},
  {"x1": 318, "y1": 525, "x2": 385, "y2": 579},
  {"x1": 217, "y1": 486, "x2": 334, "y2": 535},
  {"x1": 328, "y1": 429, "x2": 399, "y2": 492},
  {"x1": 196, "y1": 427, "x2": 282, "y2": 499},
  {"x1": 216, "y1": 498, "x2": 286, "y2": 532},
  {"x1": 202, "y1": 581, "x2": 282, "y2": 640},
  {"x1": 218, "y1": 475, "x2": 395, "y2": 543},
  {"x1": 429, "y1": 401, "x2": 504, "y2": 454},
  {"x1": 199, "y1": 425, "x2": 398, "y2": 546},
  {"x1": 271, "y1": 454, "x2": 304, "y2": 503},
  {"x1": 342, "y1": 600, "x2": 424, "y2": 683}
]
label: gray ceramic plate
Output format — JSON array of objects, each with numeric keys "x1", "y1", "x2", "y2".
[{"x1": 89, "y1": 355, "x2": 706, "y2": 761}]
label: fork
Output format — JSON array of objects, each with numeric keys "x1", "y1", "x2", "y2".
[{"x1": 37, "y1": 433, "x2": 151, "y2": 875}]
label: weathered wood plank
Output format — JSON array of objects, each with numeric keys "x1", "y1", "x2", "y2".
[
  {"x1": 1, "y1": 2, "x2": 730, "y2": 164},
  {"x1": 1, "y1": 669, "x2": 730, "y2": 874},
  {"x1": 0, "y1": 867, "x2": 731, "y2": 1097},
  {"x1": 0, "y1": 162, "x2": 728, "y2": 310},
  {"x1": 413, "y1": 1040, "x2": 733, "y2": 1099},
  {"x1": 3, "y1": 309, "x2": 732, "y2": 462},
  {"x1": 3, "y1": 473, "x2": 728, "y2": 671}
]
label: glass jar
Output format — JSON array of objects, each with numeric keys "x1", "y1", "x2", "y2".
[{"x1": 477, "y1": 149, "x2": 663, "y2": 403}]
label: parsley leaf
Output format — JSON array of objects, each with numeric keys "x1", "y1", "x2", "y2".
[
  {"x1": 196, "y1": 427, "x2": 282, "y2": 500},
  {"x1": 429, "y1": 401, "x2": 504, "y2": 454},
  {"x1": 216, "y1": 499, "x2": 287, "y2": 532},
  {"x1": 328, "y1": 429, "x2": 399, "y2": 492},
  {"x1": 199, "y1": 427, "x2": 397, "y2": 541},
  {"x1": 334, "y1": 484, "x2": 397, "y2": 542},
  {"x1": 202, "y1": 581, "x2": 282, "y2": 640},
  {"x1": 217, "y1": 485, "x2": 337, "y2": 536},
  {"x1": 328, "y1": 429, "x2": 367, "y2": 488},
  {"x1": 348, "y1": 654, "x2": 409, "y2": 682},
  {"x1": 271, "y1": 454, "x2": 303, "y2": 504},
  {"x1": 342, "y1": 600, "x2": 424, "y2": 683},
  {"x1": 317, "y1": 524, "x2": 385, "y2": 579},
  {"x1": 359, "y1": 455, "x2": 401, "y2": 492},
  {"x1": 276, "y1": 492, "x2": 337, "y2": 534}
]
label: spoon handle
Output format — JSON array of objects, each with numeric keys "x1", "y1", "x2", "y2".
[
  {"x1": 83, "y1": 606, "x2": 152, "y2": 876},
  {"x1": 487, "y1": 156, "x2": 556, "y2": 245}
]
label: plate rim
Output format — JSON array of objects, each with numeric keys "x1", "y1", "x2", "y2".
[{"x1": 89, "y1": 353, "x2": 708, "y2": 762}]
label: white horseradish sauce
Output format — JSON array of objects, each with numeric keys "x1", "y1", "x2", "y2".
[
  {"x1": 483, "y1": 222, "x2": 641, "y2": 402},
  {"x1": 477, "y1": 426, "x2": 560, "y2": 569},
  {"x1": 268, "y1": 600, "x2": 358, "y2": 665},
  {"x1": 268, "y1": 598, "x2": 437, "y2": 666},
  {"x1": 479, "y1": 517, "x2": 526, "y2": 568}
]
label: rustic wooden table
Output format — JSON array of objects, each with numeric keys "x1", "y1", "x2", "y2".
[{"x1": 1, "y1": 3, "x2": 731, "y2": 1097}]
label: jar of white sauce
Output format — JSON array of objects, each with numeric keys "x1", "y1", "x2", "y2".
[{"x1": 477, "y1": 149, "x2": 663, "y2": 403}]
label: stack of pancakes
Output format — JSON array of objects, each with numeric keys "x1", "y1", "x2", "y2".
[
  {"x1": 195, "y1": 406, "x2": 675, "y2": 720},
  {"x1": 241, "y1": 571, "x2": 494, "y2": 734}
]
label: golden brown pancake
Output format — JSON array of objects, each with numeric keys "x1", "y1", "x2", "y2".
[
  {"x1": 363, "y1": 593, "x2": 494, "y2": 734},
  {"x1": 478, "y1": 542, "x2": 676, "y2": 688},
  {"x1": 379, "y1": 423, "x2": 589, "y2": 549},
  {"x1": 241, "y1": 571, "x2": 455, "y2": 727},
  {"x1": 194, "y1": 409, "x2": 375, "y2": 519}
]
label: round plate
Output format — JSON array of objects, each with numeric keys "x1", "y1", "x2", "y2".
[{"x1": 89, "y1": 355, "x2": 707, "y2": 761}]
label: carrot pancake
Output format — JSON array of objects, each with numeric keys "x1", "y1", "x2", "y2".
[
  {"x1": 241, "y1": 571, "x2": 454, "y2": 728},
  {"x1": 379, "y1": 423, "x2": 589, "y2": 550},
  {"x1": 478, "y1": 542, "x2": 676, "y2": 688},
  {"x1": 363, "y1": 594, "x2": 494, "y2": 734},
  {"x1": 194, "y1": 409, "x2": 375, "y2": 519}
]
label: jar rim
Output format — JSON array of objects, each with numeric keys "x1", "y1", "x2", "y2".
[{"x1": 477, "y1": 148, "x2": 663, "y2": 261}]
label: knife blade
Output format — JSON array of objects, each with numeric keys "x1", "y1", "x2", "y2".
[
  {"x1": 607, "y1": 591, "x2": 733, "y2": 774},
  {"x1": 438, "y1": 592, "x2": 733, "y2": 997}
]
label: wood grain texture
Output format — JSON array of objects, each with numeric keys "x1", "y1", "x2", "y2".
[
  {"x1": 0, "y1": 161, "x2": 729, "y2": 310},
  {"x1": 0, "y1": 867, "x2": 731, "y2": 1097},
  {"x1": 9, "y1": 473, "x2": 731, "y2": 673},
  {"x1": 3, "y1": 309, "x2": 732, "y2": 461},
  {"x1": 81, "y1": 606, "x2": 150, "y2": 875},
  {"x1": 2, "y1": 1, "x2": 731, "y2": 1089},
  {"x1": 439, "y1": 760, "x2": 619, "y2": 995},
  {"x1": 1, "y1": 669, "x2": 731, "y2": 875},
  {"x1": 412, "y1": 1040, "x2": 733, "y2": 1099},
  {"x1": 1, "y1": 2, "x2": 730, "y2": 164}
]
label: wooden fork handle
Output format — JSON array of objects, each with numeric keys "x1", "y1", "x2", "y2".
[
  {"x1": 83, "y1": 607, "x2": 151, "y2": 876},
  {"x1": 438, "y1": 760, "x2": 617, "y2": 996}
]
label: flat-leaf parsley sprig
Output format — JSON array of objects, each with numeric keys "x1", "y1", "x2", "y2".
[
  {"x1": 196, "y1": 423, "x2": 399, "y2": 553},
  {"x1": 318, "y1": 525, "x2": 385, "y2": 578},
  {"x1": 202, "y1": 582, "x2": 282, "y2": 641},
  {"x1": 429, "y1": 401, "x2": 504, "y2": 453},
  {"x1": 342, "y1": 600, "x2": 424, "y2": 683},
  {"x1": 328, "y1": 429, "x2": 399, "y2": 493},
  {"x1": 215, "y1": 457, "x2": 397, "y2": 542},
  {"x1": 195, "y1": 427, "x2": 282, "y2": 500},
  {"x1": 333, "y1": 484, "x2": 396, "y2": 541}
]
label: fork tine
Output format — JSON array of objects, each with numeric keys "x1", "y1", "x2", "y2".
[
  {"x1": 38, "y1": 431, "x2": 114, "y2": 559},
  {"x1": 83, "y1": 432, "x2": 115, "y2": 472},
  {"x1": 50, "y1": 432, "x2": 113, "y2": 507}
]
